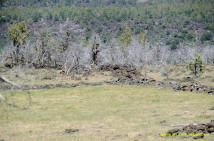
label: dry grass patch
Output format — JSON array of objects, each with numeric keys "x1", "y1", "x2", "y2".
[{"x1": 0, "y1": 85, "x2": 214, "y2": 141}]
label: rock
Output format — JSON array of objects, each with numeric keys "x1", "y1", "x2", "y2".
[
  {"x1": 183, "y1": 124, "x2": 198, "y2": 133},
  {"x1": 64, "y1": 129, "x2": 79, "y2": 134},
  {"x1": 42, "y1": 76, "x2": 52, "y2": 80},
  {"x1": 196, "y1": 125, "x2": 206, "y2": 131},
  {"x1": 193, "y1": 134, "x2": 204, "y2": 139},
  {"x1": 207, "y1": 128, "x2": 214, "y2": 133},
  {"x1": 167, "y1": 128, "x2": 181, "y2": 134},
  {"x1": 208, "y1": 91, "x2": 214, "y2": 94},
  {"x1": 160, "y1": 120, "x2": 166, "y2": 124},
  {"x1": 207, "y1": 123, "x2": 214, "y2": 128},
  {"x1": 163, "y1": 120, "x2": 214, "y2": 139}
]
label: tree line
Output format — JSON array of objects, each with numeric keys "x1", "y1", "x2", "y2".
[
  {"x1": 0, "y1": 1, "x2": 214, "y2": 50},
  {"x1": 0, "y1": 0, "x2": 137, "y2": 7}
]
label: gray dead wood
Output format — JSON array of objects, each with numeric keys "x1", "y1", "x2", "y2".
[
  {"x1": 0, "y1": 76, "x2": 21, "y2": 88},
  {"x1": 0, "y1": 93, "x2": 5, "y2": 101}
]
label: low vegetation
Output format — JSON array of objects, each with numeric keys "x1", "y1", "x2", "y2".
[
  {"x1": 0, "y1": 0, "x2": 214, "y2": 141},
  {"x1": 1, "y1": 86, "x2": 214, "y2": 141}
]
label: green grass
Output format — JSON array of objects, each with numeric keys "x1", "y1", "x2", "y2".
[{"x1": 0, "y1": 85, "x2": 214, "y2": 141}]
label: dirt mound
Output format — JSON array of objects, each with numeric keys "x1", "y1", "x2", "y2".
[
  {"x1": 165, "y1": 120, "x2": 214, "y2": 139},
  {"x1": 99, "y1": 65, "x2": 214, "y2": 94},
  {"x1": 173, "y1": 82, "x2": 214, "y2": 94},
  {"x1": 182, "y1": 77, "x2": 194, "y2": 82},
  {"x1": 99, "y1": 64, "x2": 142, "y2": 83}
]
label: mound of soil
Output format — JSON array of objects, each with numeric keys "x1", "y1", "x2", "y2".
[
  {"x1": 173, "y1": 82, "x2": 214, "y2": 94},
  {"x1": 99, "y1": 65, "x2": 214, "y2": 95},
  {"x1": 165, "y1": 120, "x2": 214, "y2": 139},
  {"x1": 99, "y1": 64, "x2": 142, "y2": 83}
]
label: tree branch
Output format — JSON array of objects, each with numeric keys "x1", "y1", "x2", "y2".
[{"x1": 0, "y1": 76, "x2": 21, "y2": 88}]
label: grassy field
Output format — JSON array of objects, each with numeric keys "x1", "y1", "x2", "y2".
[{"x1": 0, "y1": 85, "x2": 214, "y2": 141}]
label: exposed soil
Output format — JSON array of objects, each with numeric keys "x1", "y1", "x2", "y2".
[
  {"x1": 99, "y1": 64, "x2": 142, "y2": 83},
  {"x1": 99, "y1": 65, "x2": 214, "y2": 94},
  {"x1": 164, "y1": 120, "x2": 214, "y2": 139},
  {"x1": 0, "y1": 65, "x2": 214, "y2": 95}
]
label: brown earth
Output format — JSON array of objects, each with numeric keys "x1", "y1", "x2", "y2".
[
  {"x1": 0, "y1": 65, "x2": 214, "y2": 95},
  {"x1": 100, "y1": 65, "x2": 214, "y2": 94},
  {"x1": 165, "y1": 120, "x2": 214, "y2": 139}
]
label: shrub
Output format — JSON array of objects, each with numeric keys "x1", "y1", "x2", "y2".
[
  {"x1": 0, "y1": 16, "x2": 7, "y2": 24},
  {"x1": 54, "y1": 14, "x2": 60, "y2": 21},
  {"x1": 186, "y1": 32, "x2": 194, "y2": 41},
  {"x1": 85, "y1": 31, "x2": 91, "y2": 41},
  {"x1": 8, "y1": 21, "x2": 29, "y2": 47},
  {"x1": 8, "y1": 21, "x2": 29, "y2": 64},
  {"x1": 205, "y1": 24, "x2": 214, "y2": 33},
  {"x1": 32, "y1": 12, "x2": 42, "y2": 22},
  {"x1": 166, "y1": 38, "x2": 179, "y2": 50},
  {"x1": 200, "y1": 32, "x2": 212, "y2": 42},
  {"x1": 96, "y1": 27, "x2": 103, "y2": 34},
  {"x1": 187, "y1": 54, "x2": 204, "y2": 78},
  {"x1": 134, "y1": 28, "x2": 143, "y2": 35},
  {"x1": 119, "y1": 26, "x2": 132, "y2": 49}
]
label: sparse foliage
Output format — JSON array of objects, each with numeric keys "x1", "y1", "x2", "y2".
[
  {"x1": 137, "y1": 32, "x2": 147, "y2": 47},
  {"x1": 8, "y1": 21, "x2": 29, "y2": 65},
  {"x1": 8, "y1": 21, "x2": 29, "y2": 47},
  {"x1": 187, "y1": 54, "x2": 205, "y2": 78},
  {"x1": 119, "y1": 26, "x2": 132, "y2": 50},
  {"x1": 200, "y1": 32, "x2": 212, "y2": 42}
]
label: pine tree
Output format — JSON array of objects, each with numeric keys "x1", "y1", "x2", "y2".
[{"x1": 187, "y1": 54, "x2": 205, "y2": 78}]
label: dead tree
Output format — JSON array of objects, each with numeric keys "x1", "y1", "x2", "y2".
[
  {"x1": 0, "y1": 76, "x2": 21, "y2": 88},
  {"x1": 91, "y1": 36, "x2": 100, "y2": 66},
  {"x1": 0, "y1": 76, "x2": 32, "y2": 112}
]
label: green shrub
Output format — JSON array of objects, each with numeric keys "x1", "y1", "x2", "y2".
[
  {"x1": 96, "y1": 27, "x2": 103, "y2": 34},
  {"x1": 166, "y1": 39, "x2": 179, "y2": 50},
  {"x1": 85, "y1": 31, "x2": 91, "y2": 41},
  {"x1": 101, "y1": 33, "x2": 111, "y2": 43},
  {"x1": 200, "y1": 32, "x2": 212, "y2": 42},
  {"x1": 119, "y1": 26, "x2": 132, "y2": 49},
  {"x1": 32, "y1": 12, "x2": 42, "y2": 22},
  {"x1": 134, "y1": 28, "x2": 143, "y2": 35},
  {"x1": 166, "y1": 31, "x2": 170, "y2": 36},
  {"x1": 0, "y1": 16, "x2": 7, "y2": 24},
  {"x1": 187, "y1": 54, "x2": 204, "y2": 78},
  {"x1": 54, "y1": 14, "x2": 60, "y2": 21},
  {"x1": 8, "y1": 21, "x2": 29, "y2": 46},
  {"x1": 47, "y1": 12, "x2": 53, "y2": 20},
  {"x1": 205, "y1": 24, "x2": 214, "y2": 33},
  {"x1": 186, "y1": 32, "x2": 194, "y2": 41}
]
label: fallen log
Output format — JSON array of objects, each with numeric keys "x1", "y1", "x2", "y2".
[{"x1": 0, "y1": 76, "x2": 21, "y2": 88}]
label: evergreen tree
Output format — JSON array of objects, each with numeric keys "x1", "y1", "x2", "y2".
[{"x1": 187, "y1": 54, "x2": 205, "y2": 78}]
